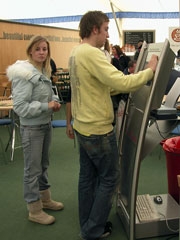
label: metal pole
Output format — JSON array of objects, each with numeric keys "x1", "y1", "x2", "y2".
[{"x1": 109, "y1": 0, "x2": 122, "y2": 44}]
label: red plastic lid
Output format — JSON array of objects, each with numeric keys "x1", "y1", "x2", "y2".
[{"x1": 163, "y1": 137, "x2": 180, "y2": 153}]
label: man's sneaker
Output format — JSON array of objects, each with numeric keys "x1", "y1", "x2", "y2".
[
  {"x1": 79, "y1": 221, "x2": 113, "y2": 240},
  {"x1": 100, "y1": 221, "x2": 113, "y2": 238},
  {"x1": 79, "y1": 233, "x2": 87, "y2": 240}
]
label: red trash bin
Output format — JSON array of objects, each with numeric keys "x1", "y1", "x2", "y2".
[{"x1": 163, "y1": 137, "x2": 180, "y2": 203}]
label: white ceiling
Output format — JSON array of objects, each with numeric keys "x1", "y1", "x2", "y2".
[
  {"x1": 0, "y1": 0, "x2": 179, "y2": 20},
  {"x1": 112, "y1": 0, "x2": 179, "y2": 12}
]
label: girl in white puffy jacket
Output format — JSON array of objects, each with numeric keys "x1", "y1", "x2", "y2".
[{"x1": 7, "y1": 35, "x2": 64, "y2": 225}]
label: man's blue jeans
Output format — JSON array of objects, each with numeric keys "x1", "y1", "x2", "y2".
[{"x1": 75, "y1": 130, "x2": 120, "y2": 240}]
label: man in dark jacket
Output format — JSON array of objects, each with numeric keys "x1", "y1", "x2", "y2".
[
  {"x1": 134, "y1": 40, "x2": 143, "y2": 61},
  {"x1": 165, "y1": 69, "x2": 180, "y2": 95}
]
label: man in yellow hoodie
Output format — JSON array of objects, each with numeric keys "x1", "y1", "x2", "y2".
[{"x1": 68, "y1": 11, "x2": 158, "y2": 240}]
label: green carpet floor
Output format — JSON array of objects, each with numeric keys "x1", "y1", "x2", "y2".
[{"x1": 0, "y1": 105, "x2": 178, "y2": 240}]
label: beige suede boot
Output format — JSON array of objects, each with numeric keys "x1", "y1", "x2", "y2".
[
  {"x1": 28, "y1": 200, "x2": 55, "y2": 225},
  {"x1": 40, "y1": 189, "x2": 64, "y2": 211}
]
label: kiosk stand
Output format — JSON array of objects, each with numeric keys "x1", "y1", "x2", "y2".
[{"x1": 116, "y1": 39, "x2": 179, "y2": 240}]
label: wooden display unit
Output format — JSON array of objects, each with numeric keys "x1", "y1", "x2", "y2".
[{"x1": 55, "y1": 72, "x2": 70, "y2": 104}]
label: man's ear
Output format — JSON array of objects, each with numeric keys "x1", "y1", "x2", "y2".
[{"x1": 92, "y1": 25, "x2": 98, "y2": 35}]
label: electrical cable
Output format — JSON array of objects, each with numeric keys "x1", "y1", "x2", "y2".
[
  {"x1": 158, "y1": 212, "x2": 179, "y2": 233},
  {"x1": 154, "y1": 119, "x2": 179, "y2": 139}
]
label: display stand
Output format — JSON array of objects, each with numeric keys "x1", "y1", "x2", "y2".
[
  {"x1": 55, "y1": 71, "x2": 70, "y2": 104},
  {"x1": 116, "y1": 39, "x2": 179, "y2": 240}
]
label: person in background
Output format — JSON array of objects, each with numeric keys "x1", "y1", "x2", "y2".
[
  {"x1": 112, "y1": 57, "x2": 136, "y2": 126},
  {"x1": 111, "y1": 44, "x2": 130, "y2": 71},
  {"x1": 117, "y1": 59, "x2": 137, "y2": 117},
  {"x1": 165, "y1": 50, "x2": 180, "y2": 95},
  {"x1": 123, "y1": 60, "x2": 136, "y2": 75},
  {"x1": 165, "y1": 69, "x2": 180, "y2": 95},
  {"x1": 6, "y1": 35, "x2": 64, "y2": 225},
  {"x1": 66, "y1": 88, "x2": 75, "y2": 139},
  {"x1": 111, "y1": 46, "x2": 131, "y2": 121},
  {"x1": 177, "y1": 49, "x2": 180, "y2": 61},
  {"x1": 50, "y1": 58, "x2": 57, "y2": 78},
  {"x1": 174, "y1": 49, "x2": 180, "y2": 71},
  {"x1": 102, "y1": 39, "x2": 112, "y2": 63},
  {"x1": 69, "y1": 10, "x2": 158, "y2": 240},
  {"x1": 134, "y1": 39, "x2": 143, "y2": 61},
  {"x1": 50, "y1": 58, "x2": 58, "y2": 94},
  {"x1": 112, "y1": 60, "x2": 137, "y2": 126}
]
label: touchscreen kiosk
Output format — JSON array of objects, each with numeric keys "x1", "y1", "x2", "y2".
[{"x1": 116, "y1": 39, "x2": 179, "y2": 240}]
